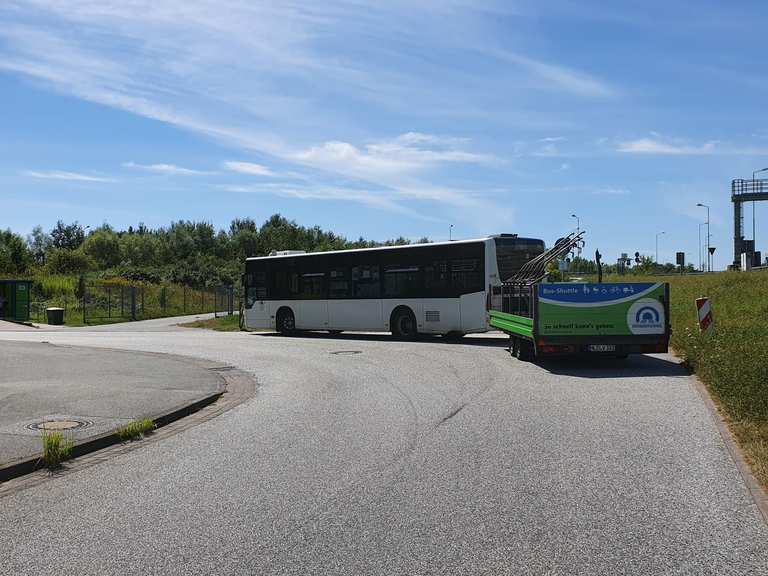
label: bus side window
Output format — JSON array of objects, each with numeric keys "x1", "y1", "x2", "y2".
[
  {"x1": 383, "y1": 266, "x2": 421, "y2": 298},
  {"x1": 451, "y1": 258, "x2": 482, "y2": 295},
  {"x1": 352, "y1": 265, "x2": 380, "y2": 298},
  {"x1": 424, "y1": 260, "x2": 449, "y2": 298},
  {"x1": 329, "y1": 268, "x2": 350, "y2": 299},
  {"x1": 247, "y1": 271, "x2": 267, "y2": 306}
]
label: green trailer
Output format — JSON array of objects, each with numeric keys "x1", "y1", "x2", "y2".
[
  {"x1": 0, "y1": 279, "x2": 32, "y2": 323},
  {"x1": 489, "y1": 282, "x2": 670, "y2": 360}
]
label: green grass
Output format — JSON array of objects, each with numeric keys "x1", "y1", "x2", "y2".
[
  {"x1": 178, "y1": 314, "x2": 243, "y2": 331},
  {"x1": 601, "y1": 271, "x2": 768, "y2": 487},
  {"x1": 116, "y1": 418, "x2": 156, "y2": 441},
  {"x1": 40, "y1": 430, "x2": 74, "y2": 469}
]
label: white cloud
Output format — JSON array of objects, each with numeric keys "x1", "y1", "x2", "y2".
[
  {"x1": 540, "y1": 136, "x2": 567, "y2": 143},
  {"x1": 122, "y1": 161, "x2": 210, "y2": 175},
  {"x1": 491, "y1": 50, "x2": 615, "y2": 98},
  {"x1": 592, "y1": 187, "x2": 631, "y2": 196},
  {"x1": 293, "y1": 133, "x2": 492, "y2": 182},
  {"x1": 223, "y1": 161, "x2": 276, "y2": 177},
  {"x1": 24, "y1": 170, "x2": 114, "y2": 182},
  {"x1": 617, "y1": 138, "x2": 718, "y2": 155},
  {"x1": 220, "y1": 183, "x2": 422, "y2": 217}
]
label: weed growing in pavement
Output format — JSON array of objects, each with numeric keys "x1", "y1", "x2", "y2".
[
  {"x1": 116, "y1": 418, "x2": 156, "y2": 441},
  {"x1": 40, "y1": 430, "x2": 74, "y2": 469}
]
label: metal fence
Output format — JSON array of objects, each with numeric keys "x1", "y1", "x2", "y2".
[{"x1": 31, "y1": 281, "x2": 237, "y2": 325}]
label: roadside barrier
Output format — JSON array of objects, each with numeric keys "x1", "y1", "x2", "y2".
[{"x1": 696, "y1": 297, "x2": 714, "y2": 333}]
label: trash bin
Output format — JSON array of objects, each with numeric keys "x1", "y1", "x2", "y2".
[{"x1": 46, "y1": 307, "x2": 65, "y2": 325}]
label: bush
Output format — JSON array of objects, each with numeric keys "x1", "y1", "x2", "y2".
[{"x1": 45, "y1": 249, "x2": 94, "y2": 275}]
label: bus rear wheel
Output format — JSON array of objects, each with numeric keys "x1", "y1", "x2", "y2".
[
  {"x1": 276, "y1": 308, "x2": 296, "y2": 335},
  {"x1": 391, "y1": 307, "x2": 418, "y2": 340}
]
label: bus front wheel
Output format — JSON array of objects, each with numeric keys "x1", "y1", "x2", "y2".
[
  {"x1": 391, "y1": 307, "x2": 418, "y2": 340},
  {"x1": 276, "y1": 308, "x2": 296, "y2": 335}
]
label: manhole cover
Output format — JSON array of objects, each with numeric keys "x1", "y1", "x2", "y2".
[
  {"x1": 330, "y1": 350, "x2": 362, "y2": 356},
  {"x1": 27, "y1": 419, "x2": 92, "y2": 431}
]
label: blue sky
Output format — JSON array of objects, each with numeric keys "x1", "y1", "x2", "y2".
[{"x1": 2, "y1": 1, "x2": 768, "y2": 269}]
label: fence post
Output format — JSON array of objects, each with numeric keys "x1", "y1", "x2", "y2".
[
  {"x1": 141, "y1": 287, "x2": 145, "y2": 318},
  {"x1": 130, "y1": 286, "x2": 136, "y2": 321}
]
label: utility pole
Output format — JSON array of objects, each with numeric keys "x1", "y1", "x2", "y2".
[{"x1": 449, "y1": 224, "x2": 453, "y2": 241}]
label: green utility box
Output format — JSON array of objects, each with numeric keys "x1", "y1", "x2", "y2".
[{"x1": 0, "y1": 280, "x2": 32, "y2": 322}]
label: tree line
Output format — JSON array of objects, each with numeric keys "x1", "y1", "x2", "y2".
[{"x1": 0, "y1": 214, "x2": 425, "y2": 287}]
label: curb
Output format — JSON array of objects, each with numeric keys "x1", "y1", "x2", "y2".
[
  {"x1": 0, "y1": 390, "x2": 223, "y2": 483},
  {"x1": 692, "y1": 376, "x2": 768, "y2": 526},
  {"x1": 0, "y1": 357, "x2": 257, "y2": 494}
]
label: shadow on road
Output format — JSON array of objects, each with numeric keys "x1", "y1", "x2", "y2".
[
  {"x1": 252, "y1": 330, "x2": 511, "y2": 348},
  {"x1": 535, "y1": 354, "x2": 688, "y2": 379},
  {"x1": 255, "y1": 331, "x2": 687, "y2": 378}
]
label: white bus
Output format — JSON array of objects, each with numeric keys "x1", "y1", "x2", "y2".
[{"x1": 243, "y1": 234, "x2": 544, "y2": 339}]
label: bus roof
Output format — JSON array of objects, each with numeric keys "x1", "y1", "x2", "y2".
[{"x1": 245, "y1": 235, "x2": 543, "y2": 261}]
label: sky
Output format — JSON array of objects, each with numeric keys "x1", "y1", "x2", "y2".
[{"x1": 2, "y1": 0, "x2": 768, "y2": 269}]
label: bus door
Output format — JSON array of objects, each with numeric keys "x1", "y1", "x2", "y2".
[{"x1": 297, "y1": 272, "x2": 328, "y2": 329}]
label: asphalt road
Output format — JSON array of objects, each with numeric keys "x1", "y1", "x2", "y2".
[{"x1": 1, "y1": 318, "x2": 766, "y2": 575}]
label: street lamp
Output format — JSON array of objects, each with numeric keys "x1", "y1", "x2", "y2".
[
  {"x1": 655, "y1": 231, "x2": 665, "y2": 264},
  {"x1": 571, "y1": 214, "x2": 579, "y2": 233},
  {"x1": 698, "y1": 222, "x2": 707, "y2": 272},
  {"x1": 449, "y1": 224, "x2": 454, "y2": 241},
  {"x1": 697, "y1": 203, "x2": 710, "y2": 271}
]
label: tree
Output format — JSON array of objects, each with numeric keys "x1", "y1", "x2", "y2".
[
  {"x1": 0, "y1": 229, "x2": 32, "y2": 274},
  {"x1": 82, "y1": 228, "x2": 121, "y2": 268},
  {"x1": 50, "y1": 220, "x2": 85, "y2": 250},
  {"x1": 27, "y1": 225, "x2": 51, "y2": 265}
]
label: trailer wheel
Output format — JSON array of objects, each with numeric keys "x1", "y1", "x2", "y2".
[{"x1": 517, "y1": 340, "x2": 534, "y2": 362}]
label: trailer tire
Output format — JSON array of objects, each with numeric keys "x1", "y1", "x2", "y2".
[{"x1": 517, "y1": 340, "x2": 534, "y2": 362}]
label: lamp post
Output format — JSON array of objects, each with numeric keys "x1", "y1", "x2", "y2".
[
  {"x1": 449, "y1": 224, "x2": 453, "y2": 241},
  {"x1": 697, "y1": 203, "x2": 710, "y2": 271},
  {"x1": 655, "y1": 231, "x2": 665, "y2": 264},
  {"x1": 698, "y1": 222, "x2": 707, "y2": 272}
]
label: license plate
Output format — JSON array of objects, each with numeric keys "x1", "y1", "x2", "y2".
[{"x1": 588, "y1": 344, "x2": 616, "y2": 352}]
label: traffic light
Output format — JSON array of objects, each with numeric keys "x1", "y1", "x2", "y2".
[{"x1": 634, "y1": 251, "x2": 640, "y2": 264}]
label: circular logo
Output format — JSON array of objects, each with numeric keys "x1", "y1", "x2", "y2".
[{"x1": 626, "y1": 298, "x2": 665, "y2": 334}]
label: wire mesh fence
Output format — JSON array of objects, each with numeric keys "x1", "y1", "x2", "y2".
[{"x1": 30, "y1": 280, "x2": 237, "y2": 325}]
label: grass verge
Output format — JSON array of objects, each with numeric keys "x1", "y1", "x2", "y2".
[
  {"x1": 41, "y1": 430, "x2": 74, "y2": 469},
  {"x1": 603, "y1": 271, "x2": 768, "y2": 489},
  {"x1": 178, "y1": 315, "x2": 243, "y2": 331},
  {"x1": 116, "y1": 418, "x2": 156, "y2": 441}
]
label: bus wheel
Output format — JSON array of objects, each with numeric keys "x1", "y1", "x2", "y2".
[
  {"x1": 391, "y1": 307, "x2": 418, "y2": 340},
  {"x1": 276, "y1": 308, "x2": 296, "y2": 335}
]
